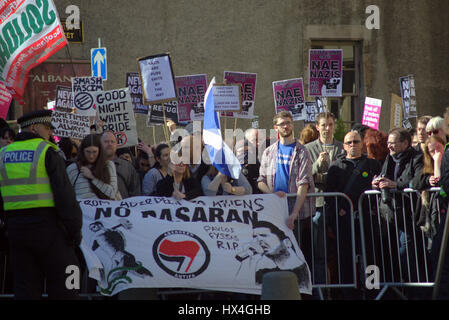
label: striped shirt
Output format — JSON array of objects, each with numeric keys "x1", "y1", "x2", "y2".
[{"x1": 66, "y1": 160, "x2": 120, "y2": 200}]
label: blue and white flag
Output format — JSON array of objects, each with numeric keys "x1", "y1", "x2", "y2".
[{"x1": 202, "y1": 77, "x2": 241, "y2": 179}]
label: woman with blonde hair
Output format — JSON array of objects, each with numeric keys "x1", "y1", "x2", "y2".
[{"x1": 412, "y1": 135, "x2": 445, "y2": 242}]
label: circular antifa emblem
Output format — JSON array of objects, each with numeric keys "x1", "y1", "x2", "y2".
[
  {"x1": 153, "y1": 230, "x2": 211, "y2": 279},
  {"x1": 74, "y1": 92, "x2": 94, "y2": 110}
]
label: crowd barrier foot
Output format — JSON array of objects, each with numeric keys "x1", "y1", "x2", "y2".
[{"x1": 375, "y1": 285, "x2": 407, "y2": 300}]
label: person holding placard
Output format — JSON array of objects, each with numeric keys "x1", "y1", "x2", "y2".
[{"x1": 101, "y1": 131, "x2": 141, "y2": 198}]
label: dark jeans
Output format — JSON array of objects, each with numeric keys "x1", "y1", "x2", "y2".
[{"x1": 8, "y1": 218, "x2": 80, "y2": 300}]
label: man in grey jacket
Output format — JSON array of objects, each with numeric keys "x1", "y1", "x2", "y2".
[
  {"x1": 305, "y1": 112, "x2": 345, "y2": 291},
  {"x1": 101, "y1": 131, "x2": 141, "y2": 199}
]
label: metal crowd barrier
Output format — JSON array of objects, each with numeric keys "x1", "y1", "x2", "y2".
[
  {"x1": 357, "y1": 188, "x2": 446, "y2": 300},
  {"x1": 289, "y1": 192, "x2": 361, "y2": 300},
  {"x1": 8, "y1": 189, "x2": 445, "y2": 300}
]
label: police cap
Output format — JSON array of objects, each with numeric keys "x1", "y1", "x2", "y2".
[{"x1": 17, "y1": 110, "x2": 54, "y2": 129}]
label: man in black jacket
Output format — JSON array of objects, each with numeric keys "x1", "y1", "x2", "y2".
[
  {"x1": 325, "y1": 130, "x2": 380, "y2": 297},
  {"x1": 0, "y1": 110, "x2": 82, "y2": 299},
  {"x1": 372, "y1": 128, "x2": 425, "y2": 287}
]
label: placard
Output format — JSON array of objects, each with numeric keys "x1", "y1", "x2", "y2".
[
  {"x1": 137, "y1": 53, "x2": 177, "y2": 104},
  {"x1": 362, "y1": 97, "x2": 382, "y2": 130},
  {"x1": 148, "y1": 101, "x2": 179, "y2": 125},
  {"x1": 408, "y1": 75, "x2": 417, "y2": 118},
  {"x1": 72, "y1": 76, "x2": 103, "y2": 116},
  {"x1": 272, "y1": 78, "x2": 306, "y2": 121},
  {"x1": 51, "y1": 111, "x2": 90, "y2": 140},
  {"x1": 212, "y1": 84, "x2": 242, "y2": 112},
  {"x1": 94, "y1": 88, "x2": 138, "y2": 148},
  {"x1": 399, "y1": 76, "x2": 411, "y2": 120},
  {"x1": 126, "y1": 72, "x2": 148, "y2": 114},
  {"x1": 308, "y1": 49, "x2": 343, "y2": 97},
  {"x1": 221, "y1": 71, "x2": 257, "y2": 119},
  {"x1": 54, "y1": 86, "x2": 73, "y2": 112},
  {"x1": 175, "y1": 74, "x2": 207, "y2": 122}
]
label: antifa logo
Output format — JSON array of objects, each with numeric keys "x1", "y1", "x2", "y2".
[{"x1": 153, "y1": 230, "x2": 210, "y2": 278}]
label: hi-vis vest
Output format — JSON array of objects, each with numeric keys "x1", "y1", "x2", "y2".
[{"x1": 0, "y1": 138, "x2": 57, "y2": 211}]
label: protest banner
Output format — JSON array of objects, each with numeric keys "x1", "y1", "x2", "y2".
[
  {"x1": 137, "y1": 53, "x2": 177, "y2": 105},
  {"x1": 94, "y1": 88, "x2": 138, "y2": 148},
  {"x1": 72, "y1": 76, "x2": 103, "y2": 116},
  {"x1": 362, "y1": 97, "x2": 382, "y2": 130},
  {"x1": 79, "y1": 194, "x2": 312, "y2": 296},
  {"x1": 390, "y1": 93, "x2": 403, "y2": 130},
  {"x1": 176, "y1": 74, "x2": 207, "y2": 122},
  {"x1": 221, "y1": 72, "x2": 257, "y2": 119},
  {"x1": 51, "y1": 111, "x2": 90, "y2": 140},
  {"x1": 212, "y1": 84, "x2": 241, "y2": 112},
  {"x1": 126, "y1": 72, "x2": 148, "y2": 114},
  {"x1": 308, "y1": 49, "x2": 343, "y2": 97},
  {"x1": 0, "y1": 81, "x2": 12, "y2": 119},
  {"x1": 54, "y1": 86, "x2": 73, "y2": 112},
  {"x1": 272, "y1": 78, "x2": 306, "y2": 121},
  {"x1": 0, "y1": 0, "x2": 68, "y2": 104},
  {"x1": 149, "y1": 101, "x2": 179, "y2": 125}
]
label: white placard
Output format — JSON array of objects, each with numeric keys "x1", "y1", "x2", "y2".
[
  {"x1": 137, "y1": 54, "x2": 177, "y2": 104},
  {"x1": 51, "y1": 111, "x2": 90, "y2": 140},
  {"x1": 213, "y1": 84, "x2": 241, "y2": 112},
  {"x1": 72, "y1": 76, "x2": 104, "y2": 116},
  {"x1": 94, "y1": 88, "x2": 138, "y2": 148}
]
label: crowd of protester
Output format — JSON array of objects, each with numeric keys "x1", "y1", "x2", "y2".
[{"x1": 1, "y1": 106, "x2": 449, "y2": 300}]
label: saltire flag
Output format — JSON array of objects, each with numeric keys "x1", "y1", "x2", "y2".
[{"x1": 202, "y1": 77, "x2": 241, "y2": 179}]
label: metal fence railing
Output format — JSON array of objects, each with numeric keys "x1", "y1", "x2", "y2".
[
  {"x1": 357, "y1": 188, "x2": 446, "y2": 299},
  {"x1": 1, "y1": 189, "x2": 447, "y2": 300}
]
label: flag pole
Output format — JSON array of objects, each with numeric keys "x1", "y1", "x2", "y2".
[
  {"x1": 152, "y1": 126, "x2": 156, "y2": 146},
  {"x1": 233, "y1": 118, "x2": 238, "y2": 151},
  {"x1": 161, "y1": 104, "x2": 169, "y2": 142}
]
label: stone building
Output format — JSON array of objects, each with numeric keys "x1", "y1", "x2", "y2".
[{"x1": 9, "y1": 0, "x2": 449, "y2": 144}]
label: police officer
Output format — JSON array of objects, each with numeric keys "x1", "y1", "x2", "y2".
[{"x1": 0, "y1": 110, "x2": 82, "y2": 299}]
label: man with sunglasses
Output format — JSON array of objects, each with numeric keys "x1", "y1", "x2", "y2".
[
  {"x1": 325, "y1": 130, "x2": 381, "y2": 298},
  {"x1": 0, "y1": 110, "x2": 82, "y2": 299}
]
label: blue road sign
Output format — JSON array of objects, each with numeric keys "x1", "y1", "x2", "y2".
[{"x1": 91, "y1": 47, "x2": 107, "y2": 80}]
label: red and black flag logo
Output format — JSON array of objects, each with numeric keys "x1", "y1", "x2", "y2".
[{"x1": 153, "y1": 230, "x2": 210, "y2": 278}]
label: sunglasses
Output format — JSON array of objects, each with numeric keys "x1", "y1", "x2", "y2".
[
  {"x1": 427, "y1": 129, "x2": 440, "y2": 136},
  {"x1": 344, "y1": 140, "x2": 361, "y2": 145}
]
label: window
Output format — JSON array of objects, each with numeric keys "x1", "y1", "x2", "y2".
[{"x1": 310, "y1": 41, "x2": 363, "y2": 130}]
